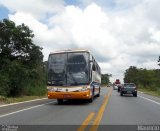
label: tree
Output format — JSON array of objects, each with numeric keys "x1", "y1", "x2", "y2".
[
  {"x1": 124, "y1": 66, "x2": 139, "y2": 84},
  {"x1": 158, "y1": 56, "x2": 160, "y2": 66},
  {"x1": 0, "y1": 19, "x2": 45, "y2": 96},
  {"x1": 0, "y1": 19, "x2": 33, "y2": 62},
  {"x1": 101, "y1": 74, "x2": 110, "y2": 85},
  {"x1": 124, "y1": 66, "x2": 160, "y2": 91}
]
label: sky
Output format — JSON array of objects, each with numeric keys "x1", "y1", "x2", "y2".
[{"x1": 0, "y1": 0, "x2": 160, "y2": 82}]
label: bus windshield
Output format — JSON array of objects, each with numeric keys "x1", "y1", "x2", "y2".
[{"x1": 48, "y1": 52, "x2": 89, "y2": 86}]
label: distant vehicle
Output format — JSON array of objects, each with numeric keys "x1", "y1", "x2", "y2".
[
  {"x1": 113, "y1": 79, "x2": 121, "y2": 90},
  {"x1": 113, "y1": 84, "x2": 118, "y2": 90},
  {"x1": 115, "y1": 79, "x2": 120, "y2": 84},
  {"x1": 47, "y1": 49, "x2": 101, "y2": 104},
  {"x1": 120, "y1": 83, "x2": 137, "y2": 97},
  {"x1": 117, "y1": 84, "x2": 123, "y2": 92}
]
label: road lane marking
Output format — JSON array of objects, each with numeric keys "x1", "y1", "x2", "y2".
[
  {"x1": 0, "y1": 98, "x2": 47, "y2": 108},
  {"x1": 138, "y1": 95, "x2": 160, "y2": 105},
  {"x1": 77, "y1": 112, "x2": 95, "y2": 131},
  {"x1": 138, "y1": 91, "x2": 144, "y2": 94},
  {"x1": 0, "y1": 101, "x2": 54, "y2": 118},
  {"x1": 90, "y1": 88, "x2": 112, "y2": 131}
]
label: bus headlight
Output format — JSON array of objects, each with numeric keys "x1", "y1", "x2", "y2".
[
  {"x1": 80, "y1": 86, "x2": 89, "y2": 92},
  {"x1": 80, "y1": 89, "x2": 87, "y2": 92},
  {"x1": 48, "y1": 87, "x2": 56, "y2": 92},
  {"x1": 47, "y1": 81, "x2": 52, "y2": 85}
]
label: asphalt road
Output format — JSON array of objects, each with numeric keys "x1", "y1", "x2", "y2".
[{"x1": 0, "y1": 87, "x2": 160, "y2": 131}]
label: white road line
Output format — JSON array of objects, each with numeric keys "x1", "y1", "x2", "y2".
[
  {"x1": 0, "y1": 98, "x2": 47, "y2": 108},
  {"x1": 0, "y1": 101, "x2": 54, "y2": 118},
  {"x1": 138, "y1": 91, "x2": 144, "y2": 94},
  {"x1": 138, "y1": 95, "x2": 160, "y2": 105}
]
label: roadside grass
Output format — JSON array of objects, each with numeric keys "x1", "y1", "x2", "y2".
[
  {"x1": 138, "y1": 88, "x2": 160, "y2": 98},
  {"x1": 0, "y1": 95, "x2": 47, "y2": 105}
]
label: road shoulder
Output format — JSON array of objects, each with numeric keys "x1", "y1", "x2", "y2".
[{"x1": 138, "y1": 91, "x2": 160, "y2": 104}]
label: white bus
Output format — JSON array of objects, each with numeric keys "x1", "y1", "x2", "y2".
[{"x1": 47, "y1": 49, "x2": 101, "y2": 104}]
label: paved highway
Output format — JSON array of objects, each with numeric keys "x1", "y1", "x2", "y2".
[{"x1": 0, "y1": 87, "x2": 160, "y2": 131}]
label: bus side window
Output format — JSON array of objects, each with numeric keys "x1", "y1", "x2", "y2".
[
  {"x1": 95, "y1": 62, "x2": 99, "y2": 72},
  {"x1": 92, "y1": 63, "x2": 96, "y2": 71},
  {"x1": 96, "y1": 63, "x2": 100, "y2": 75},
  {"x1": 98, "y1": 65, "x2": 101, "y2": 75}
]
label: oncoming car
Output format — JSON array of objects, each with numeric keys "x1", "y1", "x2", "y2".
[
  {"x1": 113, "y1": 84, "x2": 118, "y2": 90},
  {"x1": 120, "y1": 83, "x2": 137, "y2": 97}
]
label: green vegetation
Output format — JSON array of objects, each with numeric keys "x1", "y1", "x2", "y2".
[
  {"x1": 0, "y1": 19, "x2": 46, "y2": 97},
  {"x1": 124, "y1": 64, "x2": 160, "y2": 97},
  {"x1": 158, "y1": 56, "x2": 160, "y2": 66},
  {"x1": 101, "y1": 74, "x2": 111, "y2": 85},
  {"x1": 138, "y1": 88, "x2": 160, "y2": 98},
  {"x1": 0, "y1": 95, "x2": 47, "y2": 104}
]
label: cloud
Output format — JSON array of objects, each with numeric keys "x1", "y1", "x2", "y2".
[
  {"x1": 0, "y1": 0, "x2": 65, "y2": 19},
  {"x1": 2, "y1": 0, "x2": 160, "y2": 82}
]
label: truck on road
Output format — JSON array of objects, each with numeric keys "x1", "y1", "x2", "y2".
[{"x1": 113, "y1": 79, "x2": 121, "y2": 90}]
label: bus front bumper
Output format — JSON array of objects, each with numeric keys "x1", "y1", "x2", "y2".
[{"x1": 47, "y1": 90, "x2": 91, "y2": 99}]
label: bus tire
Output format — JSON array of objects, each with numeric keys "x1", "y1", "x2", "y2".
[
  {"x1": 97, "y1": 88, "x2": 100, "y2": 97},
  {"x1": 88, "y1": 86, "x2": 94, "y2": 103},
  {"x1": 88, "y1": 93, "x2": 94, "y2": 103},
  {"x1": 88, "y1": 97, "x2": 93, "y2": 103},
  {"x1": 57, "y1": 99, "x2": 63, "y2": 104}
]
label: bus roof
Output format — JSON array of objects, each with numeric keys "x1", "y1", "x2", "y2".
[{"x1": 49, "y1": 49, "x2": 90, "y2": 55}]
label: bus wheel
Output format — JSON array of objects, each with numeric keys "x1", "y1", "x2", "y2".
[
  {"x1": 88, "y1": 95, "x2": 94, "y2": 103},
  {"x1": 57, "y1": 99, "x2": 63, "y2": 104},
  {"x1": 88, "y1": 97, "x2": 93, "y2": 103},
  {"x1": 97, "y1": 88, "x2": 100, "y2": 97}
]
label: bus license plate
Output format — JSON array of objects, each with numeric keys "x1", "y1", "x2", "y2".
[{"x1": 63, "y1": 94, "x2": 71, "y2": 98}]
